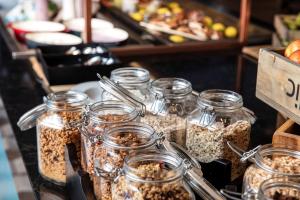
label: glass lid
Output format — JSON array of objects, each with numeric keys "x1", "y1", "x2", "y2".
[
  {"x1": 197, "y1": 89, "x2": 243, "y2": 111},
  {"x1": 123, "y1": 151, "x2": 184, "y2": 183},
  {"x1": 102, "y1": 122, "x2": 157, "y2": 150},
  {"x1": 97, "y1": 74, "x2": 146, "y2": 116},
  {"x1": 110, "y1": 67, "x2": 150, "y2": 87},
  {"x1": 150, "y1": 78, "x2": 192, "y2": 99},
  {"x1": 87, "y1": 101, "x2": 139, "y2": 124},
  {"x1": 17, "y1": 104, "x2": 47, "y2": 131},
  {"x1": 17, "y1": 91, "x2": 88, "y2": 131}
]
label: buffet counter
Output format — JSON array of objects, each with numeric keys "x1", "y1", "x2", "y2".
[{"x1": 0, "y1": 19, "x2": 278, "y2": 199}]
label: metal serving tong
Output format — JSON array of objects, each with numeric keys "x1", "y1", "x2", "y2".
[
  {"x1": 219, "y1": 142, "x2": 262, "y2": 200},
  {"x1": 158, "y1": 139, "x2": 226, "y2": 200}
]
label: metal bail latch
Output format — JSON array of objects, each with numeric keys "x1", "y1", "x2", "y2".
[
  {"x1": 155, "y1": 132, "x2": 166, "y2": 146},
  {"x1": 183, "y1": 159, "x2": 193, "y2": 171},
  {"x1": 240, "y1": 145, "x2": 261, "y2": 163},
  {"x1": 150, "y1": 93, "x2": 166, "y2": 115},
  {"x1": 198, "y1": 106, "x2": 216, "y2": 127},
  {"x1": 95, "y1": 167, "x2": 123, "y2": 182}
]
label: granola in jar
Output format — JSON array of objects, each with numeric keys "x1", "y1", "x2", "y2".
[
  {"x1": 17, "y1": 91, "x2": 88, "y2": 185},
  {"x1": 112, "y1": 151, "x2": 195, "y2": 200},
  {"x1": 37, "y1": 110, "x2": 82, "y2": 183},
  {"x1": 258, "y1": 178, "x2": 300, "y2": 200},
  {"x1": 244, "y1": 155, "x2": 300, "y2": 194},
  {"x1": 242, "y1": 145, "x2": 300, "y2": 197},
  {"x1": 80, "y1": 101, "x2": 140, "y2": 175},
  {"x1": 93, "y1": 122, "x2": 158, "y2": 200}
]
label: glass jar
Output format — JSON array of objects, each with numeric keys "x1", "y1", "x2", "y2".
[
  {"x1": 80, "y1": 101, "x2": 140, "y2": 175},
  {"x1": 258, "y1": 177, "x2": 300, "y2": 200},
  {"x1": 186, "y1": 89, "x2": 256, "y2": 180},
  {"x1": 17, "y1": 91, "x2": 88, "y2": 185},
  {"x1": 220, "y1": 177, "x2": 300, "y2": 200},
  {"x1": 102, "y1": 67, "x2": 151, "y2": 102},
  {"x1": 241, "y1": 144, "x2": 300, "y2": 198},
  {"x1": 98, "y1": 75, "x2": 195, "y2": 147},
  {"x1": 93, "y1": 122, "x2": 159, "y2": 200},
  {"x1": 141, "y1": 78, "x2": 194, "y2": 147},
  {"x1": 112, "y1": 151, "x2": 226, "y2": 200},
  {"x1": 112, "y1": 151, "x2": 195, "y2": 200}
]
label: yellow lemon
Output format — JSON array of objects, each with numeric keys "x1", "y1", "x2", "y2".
[
  {"x1": 138, "y1": 8, "x2": 145, "y2": 15},
  {"x1": 157, "y1": 7, "x2": 171, "y2": 15},
  {"x1": 225, "y1": 26, "x2": 238, "y2": 38},
  {"x1": 212, "y1": 23, "x2": 225, "y2": 32},
  {"x1": 203, "y1": 16, "x2": 213, "y2": 26},
  {"x1": 169, "y1": 35, "x2": 185, "y2": 43},
  {"x1": 130, "y1": 12, "x2": 143, "y2": 22},
  {"x1": 172, "y1": 7, "x2": 183, "y2": 14},
  {"x1": 168, "y1": 2, "x2": 180, "y2": 9}
]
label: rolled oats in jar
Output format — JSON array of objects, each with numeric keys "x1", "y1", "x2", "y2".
[
  {"x1": 186, "y1": 89, "x2": 256, "y2": 180},
  {"x1": 17, "y1": 91, "x2": 88, "y2": 185},
  {"x1": 80, "y1": 101, "x2": 140, "y2": 175},
  {"x1": 92, "y1": 122, "x2": 159, "y2": 200}
]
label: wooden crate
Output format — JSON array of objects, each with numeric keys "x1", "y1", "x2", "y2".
[
  {"x1": 274, "y1": 15, "x2": 300, "y2": 41},
  {"x1": 273, "y1": 119, "x2": 300, "y2": 151},
  {"x1": 256, "y1": 48, "x2": 300, "y2": 125}
]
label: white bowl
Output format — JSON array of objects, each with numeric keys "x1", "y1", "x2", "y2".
[
  {"x1": 25, "y1": 32, "x2": 82, "y2": 46},
  {"x1": 64, "y1": 18, "x2": 114, "y2": 32},
  {"x1": 92, "y1": 28, "x2": 129, "y2": 44},
  {"x1": 12, "y1": 20, "x2": 66, "y2": 32},
  {"x1": 71, "y1": 81, "x2": 102, "y2": 103}
]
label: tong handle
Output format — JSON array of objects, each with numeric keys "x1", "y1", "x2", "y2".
[
  {"x1": 220, "y1": 189, "x2": 242, "y2": 200},
  {"x1": 227, "y1": 141, "x2": 261, "y2": 163},
  {"x1": 12, "y1": 49, "x2": 37, "y2": 60}
]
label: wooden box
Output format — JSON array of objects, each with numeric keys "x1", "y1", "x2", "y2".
[
  {"x1": 274, "y1": 15, "x2": 300, "y2": 41},
  {"x1": 256, "y1": 48, "x2": 300, "y2": 125},
  {"x1": 273, "y1": 119, "x2": 300, "y2": 151}
]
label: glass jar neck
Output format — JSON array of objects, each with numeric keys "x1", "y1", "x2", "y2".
[
  {"x1": 110, "y1": 67, "x2": 150, "y2": 90},
  {"x1": 123, "y1": 151, "x2": 184, "y2": 183},
  {"x1": 197, "y1": 89, "x2": 243, "y2": 111},
  {"x1": 102, "y1": 122, "x2": 157, "y2": 150},
  {"x1": 45, "y1": 91, "x2": 88, "y2": 111},
  {"x1": 87, "y1": 101, "x2": 139, "y2": 123},
  {"x1": 150, "y1": 78, "x2": 192, "y2": 99},
  {"x1": 258, "y1": 178, "x2": 300, "y2": 200},
  {"x1": 255, "y1": 144, "x2": 300, "y2": 177}
]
